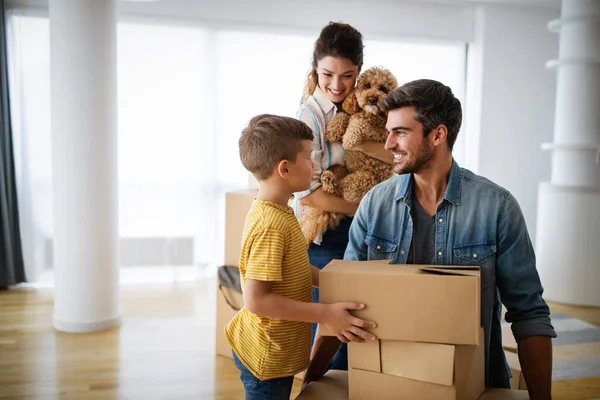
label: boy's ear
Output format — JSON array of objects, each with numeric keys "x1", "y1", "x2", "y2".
[{"x1": 276, "y1": 159, "x2": 290, "y2": 179}]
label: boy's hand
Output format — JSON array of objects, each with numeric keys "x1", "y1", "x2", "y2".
[{"x1": 323, "y1": 302, "x2": 377, "y2": 343}]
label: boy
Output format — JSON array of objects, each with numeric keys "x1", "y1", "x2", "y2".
[{"x1": 225, "y1": 114, "x2": 376, "y2": 400}]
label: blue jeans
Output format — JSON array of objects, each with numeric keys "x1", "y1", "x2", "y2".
[
  {"x1": 232, "y1": 351, "x2": 294, "y2": 400},
  {"x1": 309, "y1": 217, "x2": 352, "y2": 371}
]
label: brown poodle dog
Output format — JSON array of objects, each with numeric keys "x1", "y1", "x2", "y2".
[{"x1": 300, "y1": 67, "x2": 398, "y2": 244}]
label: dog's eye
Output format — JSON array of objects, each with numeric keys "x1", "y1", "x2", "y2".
[
  {"x1": 365, "y1": 84, "x2": 371, "y2": 89},
  {"x1": 380, "y1": 86, "x2": 389, "y2": 93}
]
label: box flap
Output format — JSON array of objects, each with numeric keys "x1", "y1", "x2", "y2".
[
  {"x1": 418, "y1": 266, "x2": 480, "y2": 277},
  {"x1": 380, "y1": 340, "x2": 455, "y2": 386},
  {"x1": 322, "y1": 260, "x2": 481, "y2": 277},
  {"x1": 320, "y1": 260, "x2": 481, "y2": 345}
]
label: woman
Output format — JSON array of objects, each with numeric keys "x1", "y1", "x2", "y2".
[{"x1": 293, "y1": 21, "x2": 392, "y2": 371}]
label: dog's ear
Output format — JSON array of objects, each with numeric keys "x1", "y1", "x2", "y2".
[{"x1": 342, "y1": 90, "x2": 360, "y2": 114}]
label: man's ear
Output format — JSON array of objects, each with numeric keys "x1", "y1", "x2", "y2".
[
  {"x1": 276, "y1": 159, "x2": 289, "y2": 179},
  {"x1": 432, "y1": 125, "x2": 448, "y2": 147}
]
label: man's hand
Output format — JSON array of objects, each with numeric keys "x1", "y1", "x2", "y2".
[
  {"x1": 349, "y1": 140, "x2": 394, "y2": 165},
  {"x1": 322, "y1": 302, "x2": 377, "y2": 343},
  {"x1": 302, "y1": 334, "x2": 342, "y2": 390}
]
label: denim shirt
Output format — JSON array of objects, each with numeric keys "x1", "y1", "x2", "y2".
[{"x1": 345, "y1": 160, "x2": 557, "y2": 388}]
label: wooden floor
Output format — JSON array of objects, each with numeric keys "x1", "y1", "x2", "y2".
[
  {"x1": 0, "y1": 279, "x2": 303, "y2": 400},
  {"x1": 0, "y1": 278, "x2": 598, "y2": 400}
]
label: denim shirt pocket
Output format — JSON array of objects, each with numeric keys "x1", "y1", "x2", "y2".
[
  {"x1": 365, "y1": 233, "x2": 398, "y2": 260},
  {"x1": 453, "y1": 242, "x2": 497, "y2": 290}
]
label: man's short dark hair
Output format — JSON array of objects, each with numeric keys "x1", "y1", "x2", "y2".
[
  {"x1": 379, "y1": 79, "x2": 462, "y2": 150},
  {"x1": 239, "y1": 114, "x2": 314, "y2": 180}
]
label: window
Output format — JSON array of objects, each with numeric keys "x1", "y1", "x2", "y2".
[
  {"x1": 363, "y1": 39, "x2": 467, "y2": 163},
  {"x1": 8, "y1": 15, "x2": 467, "y2": 284}
]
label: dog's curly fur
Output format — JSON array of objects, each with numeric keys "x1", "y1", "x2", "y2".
[{"x1": 300, "y1": 67, "x2": 398, "y2": 244}]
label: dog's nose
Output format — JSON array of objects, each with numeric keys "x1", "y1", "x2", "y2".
[{"x1": 369, "y1": 97, "x2": 377, "y2": 105}]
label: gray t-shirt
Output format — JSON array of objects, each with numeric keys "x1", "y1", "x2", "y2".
[{"x1": 407, "y1": 192, "x2": 436, "y2": 265}]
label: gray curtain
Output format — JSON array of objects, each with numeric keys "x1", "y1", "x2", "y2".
[{"x1": 0, "y1": 0, "x2": 26, "y2": 287}]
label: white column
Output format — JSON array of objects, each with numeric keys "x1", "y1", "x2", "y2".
[
  {"x1": 50, "y1": 0, "x2": 120, "y2": 331},
  {"x1": 536, "y1": 0, "x2": 600, "y2": 306}
]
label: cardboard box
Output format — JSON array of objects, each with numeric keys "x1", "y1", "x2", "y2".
[
  {"x1": 319, "y1": 259, "x2": 481, "y2": 345},
  {"x1": 295, "y1": 370, "x2": 348, "y2": 399},
  {"x1": 502, "y1": 326, "x2": 518, "y2": 353},
  {"x1": 224, "y1": 189, "x2": 257, "y2": 267},
  {"x1": 215, "y1": 285, "x2": 244, "y2": 358},
  {"x1": 504, "y1": 350, "x2": 527, "y2": 390},
  {"x1": 347, "y1": 328, "x2": 485, "y2": 400},
  {"x1": 478, "y1": 388, "x2": 529, "y2": 399},
  {"x1": 217, "y1": 188, "x2": 254, "y2": 357}
]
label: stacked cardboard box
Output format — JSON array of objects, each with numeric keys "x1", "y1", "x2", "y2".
[
  {"x1": 319, "y1": 259, "x2": 485, "y2": 399},
  {"x1": 215, "y1": 189, "x2": 256, "y2": 359},
  {"x1": 347, "y1": 332, "x2": 485, "y2": 399},
  {"x1": 295, "y1": 371, "x2": 530, "y2": 400},
  {"x1": 293, "y1": 259, "x2": 532, "y2": 399}
]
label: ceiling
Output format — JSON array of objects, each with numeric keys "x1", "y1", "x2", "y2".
[{"x1": 6, "y1": 0, "x2": 562, "y2": 10}]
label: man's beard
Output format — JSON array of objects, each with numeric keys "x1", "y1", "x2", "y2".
[{"x1": 393, "y1": 140, "x2": 433, "y2": 175}]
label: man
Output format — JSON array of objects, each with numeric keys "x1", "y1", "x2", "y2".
[{"x1": 304, "y1": 79, "x2": 556, "y2": 399}]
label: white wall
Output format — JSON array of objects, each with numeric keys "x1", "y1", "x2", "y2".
[
  {"x1": 7, "y1": 0, "x2": 560, "y2": 245},
  {"x1": 471, "y1": 4, "x2": 559, "y2": 245}
]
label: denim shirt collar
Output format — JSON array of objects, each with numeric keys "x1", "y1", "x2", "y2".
[{"x1": 393, "y1": 159, "x2": 462, "y2": 205}]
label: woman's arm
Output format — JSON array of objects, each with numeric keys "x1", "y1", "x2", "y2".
[
  {"x1": 299, "y1": 187, "x2": 358, "y2": 215},
  {"x1": 295, "y1": 104, "x2": 359, "y2": 216},
  {"x1": 353, "y1": 140, "x2": 393, "y2": 164}
]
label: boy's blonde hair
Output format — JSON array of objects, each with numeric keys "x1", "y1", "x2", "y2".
[{"x1": 239, "y1": 114, "x2": 314, "y2": 180}]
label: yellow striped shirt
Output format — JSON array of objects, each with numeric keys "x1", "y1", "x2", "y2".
[{"x1": 224, "y1": 200, "x2": 313, "y2": 380}]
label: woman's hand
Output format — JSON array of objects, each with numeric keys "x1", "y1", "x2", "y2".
[
  {"x1": 351, "y1": 140, "x2": 394, "y2": 165},
  {"x1": 298, "y1": 188, "x2": 358, "y2": 215}
]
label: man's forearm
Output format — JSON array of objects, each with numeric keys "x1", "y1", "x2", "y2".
[
  {"x1": 518, "y1": 335, "x2": 553, "y2": 399},
  {"x1": 302, "y1": 334, "x2": 341, "y2": 387}
]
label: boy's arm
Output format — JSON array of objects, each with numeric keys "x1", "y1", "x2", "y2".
[
  {"x1": 311, "y1": 265, "x2": 320, "y2": 288},
  {"x1": 244, "y1": 279, "x2": 376, "y2": 343}
]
